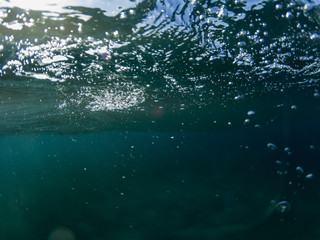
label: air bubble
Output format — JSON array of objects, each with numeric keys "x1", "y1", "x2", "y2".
[
  {"x1": 296, "y1": 166, "x2": 304, "y2": 174},
  {"x1": 310, "y1": 33, "x2": 320, "y2": 40},
  {"x1": 267, "y1": 143, "x2": 277, "y2": 151},
  {"x1": 247, "y1": 110, "x2": 255, "y2": 116},
  {"x1": 120, "y1": 12, "x2": 127, "y2": 19},
  {"x1": 285, "y1": 12, "x2": 293, "y2": 19},
  {"x1": 284, "y1": 147, "x2": 291, "y2": 153},
  {"x1": 306, "y1": 173, "x2": 314, "y2": 179},
  {"x1": 274, "y1": 201, "x2": 291, "y2": 214},
  {"x1": 113, "y1": 30, "x2": 119, "y2": 37},
  {"x1": 234, "y1": 95, "x2": 241, "y2": 100},
  {"x1": 275, "y1": 160, "x2": 282, "y2": 165},
  {"x1": 238, "y1": 41, "x2": 246, "y2": 47}
]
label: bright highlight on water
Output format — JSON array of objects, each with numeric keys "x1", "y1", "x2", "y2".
[
  {"x1": 1, "y1": 0, "x2": 320, "y2": 134},
  {"x1": 0, "y1": 0, "x2": 319, "y2": 240}
]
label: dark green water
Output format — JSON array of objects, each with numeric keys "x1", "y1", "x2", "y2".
[{"x1": 0, "y1": 0, "x2": 320, "y2": 239}]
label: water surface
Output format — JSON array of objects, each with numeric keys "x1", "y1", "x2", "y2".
[{"x1": 0, "y1": 0, "x2": 320, "y2": 239}]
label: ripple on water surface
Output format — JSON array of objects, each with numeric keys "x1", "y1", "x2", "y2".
[{"x1": 0, "y1": 0, "x2": 320, "y2": 133}]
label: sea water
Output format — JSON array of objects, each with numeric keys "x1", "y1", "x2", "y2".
[{"x1": 0, "y1": 0, "x2": 320, "y2": 239}]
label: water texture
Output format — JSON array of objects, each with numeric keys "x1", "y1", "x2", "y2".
[
  {"x1": 0, "y1": 0, "x2": 320, "y2": 239},
  {"x1": 0, "y1": 0, "x2": 319, "y2": 133}
]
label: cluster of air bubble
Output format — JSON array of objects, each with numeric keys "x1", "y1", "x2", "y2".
[
  {"x1": 96, "y1": 0, "x2": 320, "y2": 115},
  {"x1": 1, "y1": 34, "x2": 146, "y2": 113},
  {"x1": 267, "y1": 142, "x2": 316, "y2": 216},
  {"x1": 58, "y1": 82, "x2": 146, "y2": 112},
  {"x1": 0, "y1": 0, "x2": 320, "y2": 126},
  {"x1": 127, "y1": 0, "x2": 320, "y2": 88}
]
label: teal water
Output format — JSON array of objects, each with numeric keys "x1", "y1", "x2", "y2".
[{"x1": 0, "y1": 0, "x2": 320, "y2": 239}]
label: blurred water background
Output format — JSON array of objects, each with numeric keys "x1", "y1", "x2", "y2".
[{"x1": 0, "y1": 0, "x2": 320, "y2": 239}]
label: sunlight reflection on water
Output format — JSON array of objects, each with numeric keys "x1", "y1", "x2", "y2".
[
  {"x1": 0, "y1": 0, "x2": 320, "y2": 134},
  {"x1": 1, "y1": 0, "x2": 142, "y2": 16}
]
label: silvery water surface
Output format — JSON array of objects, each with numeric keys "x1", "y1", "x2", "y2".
[{"x1": 0, "y1": 0, "x2": 320, "y2": 239}]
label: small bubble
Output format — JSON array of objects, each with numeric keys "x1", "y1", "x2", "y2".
[
  {"x1": 310, "y1": 145, "x2": 315, "y2": 150},
  {"x1": 314, "y1": 92, "x2": 320, "y2": 98},
  {"x1": 247, "y1": 110, "x2": 255, "y2": 116},
  {"x1": 296, "y1": 166, "x2": 304, "y2": 174},
  {"x1": 78, "y1": 23, "x2": 82, "y2": 32},
  {"x1": 310, "y1": 33, "x2": 320, "y2": 40},
  {"x1": 120, "y1": 12, "x2": 127, "y2": 19},
  {"x1": 238, "y1": 41, "x2": 246, "y2": 47},
  {"x1": 291, "y1": 105, "x2": 297, "y2": 110},
  {"x1": 304, "y1": 3, "x2": 313, "y2": 11},
  {"x1": 267, "y1": 143, "x2": 277, "y2": 151},
  {"x1": 274, "y1": 201, "x2": 291, "y2": 214},
  {"x1": 199, "y1": 14, "x2": 206, "y2": 20},
  {"x1": 284, "y1": 147, "x2": 291, "y2": 153},
  {"x1": 306, "y1": 173, "x2": 314, "y2": 179},
  {"x1": 275, "y1": 160, "x2": 282, "y2": 165},
  {"x1": 285, "y1": 11, "x2": 293, "y2": 19},
  {"x1": 275, "y1": 4, "x2": 283, "y2": 10}
]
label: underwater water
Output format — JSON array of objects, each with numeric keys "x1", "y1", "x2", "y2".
[{"x1": 0, "y1": 0, "x2": 320, "y2": 239}]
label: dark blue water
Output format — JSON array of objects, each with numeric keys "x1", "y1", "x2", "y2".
[{"x1": 1, "y1": 0, "x2": 320, "y2": 239}]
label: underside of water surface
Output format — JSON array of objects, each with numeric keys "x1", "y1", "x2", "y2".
[
  {"x1": 0, "y1": 0, "x2": 319, "y2": 134},
  {"x1": 1, "y1": 1, "x2": 320, "y2": 240}
]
